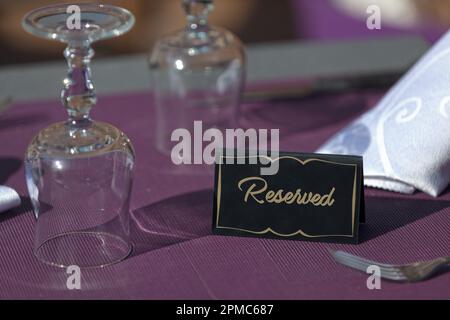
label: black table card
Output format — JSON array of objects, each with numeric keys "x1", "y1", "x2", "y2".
[{"x1": 212, "y1": 151, "x2": 365, "y2": 244}]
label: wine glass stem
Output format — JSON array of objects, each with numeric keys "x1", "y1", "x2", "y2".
[
  {"x1": 183, "y1": 0, "x2": 212, "y2": 32},
  {"x1": 61, "y1": 42, "x2": 97, "y2": 125}
]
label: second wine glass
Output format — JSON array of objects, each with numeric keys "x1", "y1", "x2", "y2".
[{"x1": 149, "y1": 0, "x2": 246, "y2": 159}]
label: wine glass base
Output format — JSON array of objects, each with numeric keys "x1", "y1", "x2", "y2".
[
  {"x1": 22, "y1": 3, "x2": 135, "y2": 43},
  {"x1": 35, "y1": 231, "x2": 132, "y2": 268}
]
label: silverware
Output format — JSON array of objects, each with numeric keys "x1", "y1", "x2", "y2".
[
  {"x1": 244, "y1": 71, "x2": 403, "y2": 103},
  {"x1": 329, "y1": 249, "x2": 450, "y2": 282},
  {"x1": 0, "y1": 96, "x2": 13, "y2": 114}
]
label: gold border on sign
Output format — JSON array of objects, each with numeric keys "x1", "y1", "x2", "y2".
[{"x1": 215, "y1": 155, "x2": 358, "y2": 238}]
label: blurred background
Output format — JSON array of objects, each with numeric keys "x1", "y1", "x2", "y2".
[{"x1": 1, "y1": 0, "x2": 450, "y2": 66}]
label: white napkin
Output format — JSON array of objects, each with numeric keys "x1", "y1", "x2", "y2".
[
  {"x1": 0, "y1": 185, "x2": 21, "y2": 213},
  {"x1": 317, "y1": 31, "x2": 450, "y2": 197}
]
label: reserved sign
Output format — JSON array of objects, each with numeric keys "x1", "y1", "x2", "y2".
[{"x1": 212, "y1": 151, "x2": 365, "y2": 244}]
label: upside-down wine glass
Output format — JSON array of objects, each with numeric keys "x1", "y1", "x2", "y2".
[
  {"x1": 23, "y1": 3, "x2": 135, "y2": 268},
  {"x1": 149, "y1": 0, "x2": 246, "y2": 159}
]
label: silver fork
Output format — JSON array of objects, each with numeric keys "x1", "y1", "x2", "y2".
[{"x1": 329, "y1": 249, "x2": 450, "y2": 282}]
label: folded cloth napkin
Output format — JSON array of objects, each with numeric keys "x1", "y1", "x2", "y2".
[
  {"x1": 317, "y1": 31, "x2": 450, "y2": 197},
  {"x1": 0, "y1": 185, "x2": 21, "y2": 213}
]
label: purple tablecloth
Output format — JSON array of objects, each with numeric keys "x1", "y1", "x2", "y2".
[
  {"x1": 292, "y1": 0, "x2": 446, "y2": 42},
  {"x1": 0, "y1": 90, "x2": 449, "y2": 299}
]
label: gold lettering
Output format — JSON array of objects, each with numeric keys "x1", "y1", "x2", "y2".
[
  {"x1": 319, "y1": 187, "x2": 335, "y2": 206},
  {"x1": 273, "y1": 190, "x2": 285, "y2": 203},
  {"x1": 283, "y1": 191, "x2": 294, "y2": 203},
  {"x1": 237, "y1": 177, "x2": 336, "y2": 207},
  {"x1": 287, "y1": 189, "x2": 301, "y2": 204},
  {"x1": 298, "y1": 192, "x2": 313, "y2": 205},
  {"x1": 238, "y1": 177, "x2": 267, "y2": 204},
  {"x1": 311, "y1": 194, "x2": 321, "y2": 205},
  {"x1": 266, "y1": 190, "x2": 275, "y2": 203}
]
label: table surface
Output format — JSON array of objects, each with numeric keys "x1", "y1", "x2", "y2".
[
  {"x1": 1, "y1": 37, "x2": 449, "y2": 300},
  {"x1": 0, "y1": 36, "x2": 428, "y2": 102}
]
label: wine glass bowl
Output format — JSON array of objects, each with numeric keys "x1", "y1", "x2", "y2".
[{"x1": 23, "y1": 4, "x2": 136, "y2": 268}]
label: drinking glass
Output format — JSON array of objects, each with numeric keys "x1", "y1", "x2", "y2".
[
  {"x1": 23, "y1": 4, "x2": 135, "y2": 268},
  {"x1": 149, "y1": 0, "x2": 246, "y2": 157}
]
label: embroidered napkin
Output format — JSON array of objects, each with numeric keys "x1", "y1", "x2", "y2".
[
  {"x1": 0, "y1": 185, "x2": 21, "y2": 214},
  {"x1": 317, "y1": 31, "x2": 450, "y2": 196}
]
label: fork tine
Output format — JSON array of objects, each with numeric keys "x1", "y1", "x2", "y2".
[
  {"x1": 332, "y1": 250, "x2": 386, "y2": 270},
  {"x1": 336, "y1": 252, "x2": 403, "y2": 274},
  {"x1": 333, "y1": 256, "x2": 407, "y2": 281},
  {"x1": 333, "y1": 255, "x2": 369, "y2": 273},
  {"x1": 333, "y1": 250, "x2": 406, "y2": 273},
  {"x1": 333, "y1": 250, "x2": 397, "y2": 268},
  {"x1": 330, "y1": 250, "x2": 408, "y2": 280}
]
